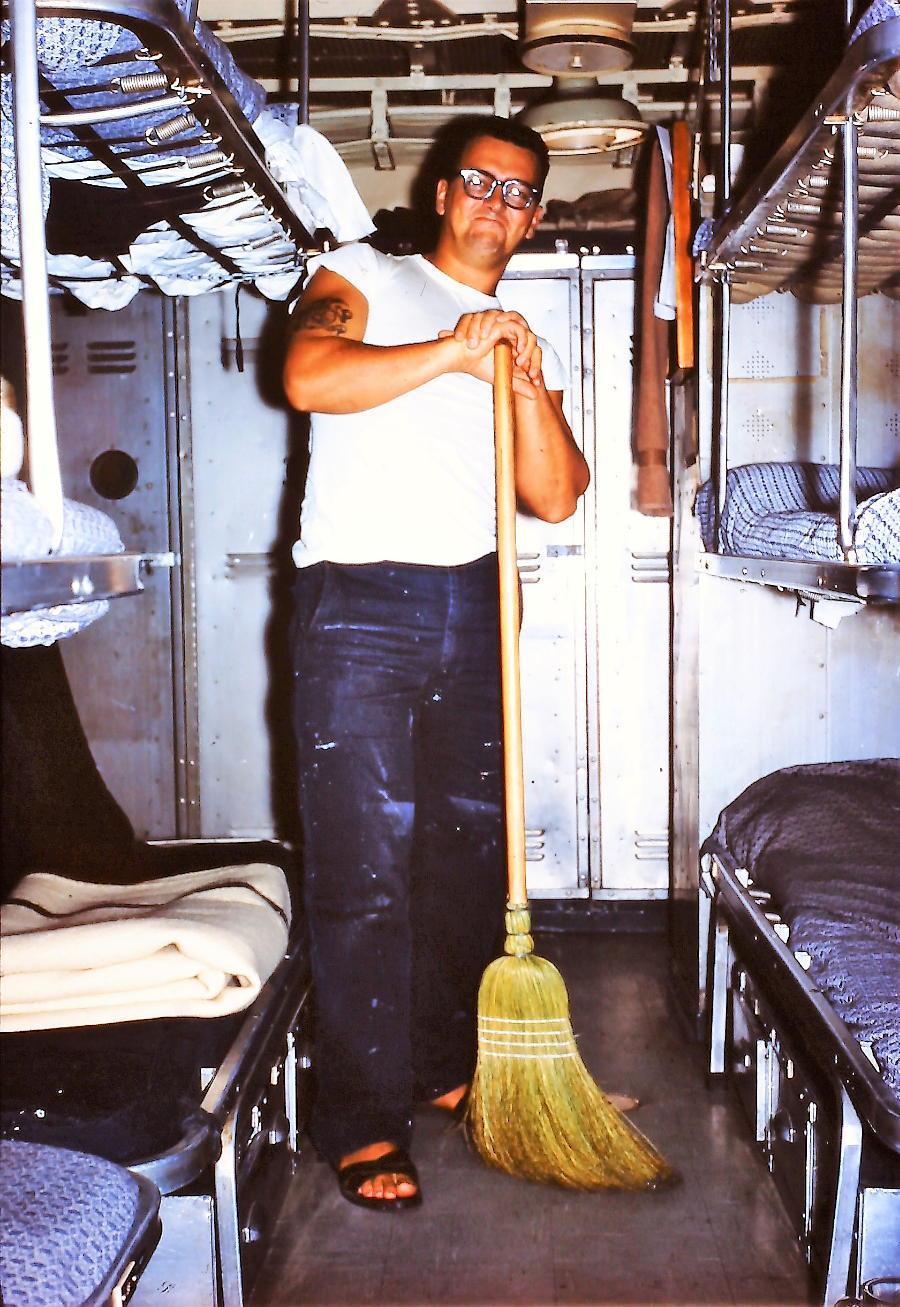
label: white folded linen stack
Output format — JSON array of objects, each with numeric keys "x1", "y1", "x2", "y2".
[{"x1": 0, "y1": 864, "x2": 292, "y2": 1031}]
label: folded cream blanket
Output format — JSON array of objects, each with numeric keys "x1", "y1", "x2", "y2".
[{"x1": 0, "y1": 864, "x2": 291, "y2": 1031}]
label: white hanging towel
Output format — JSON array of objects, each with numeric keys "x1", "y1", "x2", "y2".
[
  {"x1": 254, "y1": 112, "x2": 375, "y2": 243},
  {"x1": 654, "y1": 125, "x2": 676, "y2": 322}
]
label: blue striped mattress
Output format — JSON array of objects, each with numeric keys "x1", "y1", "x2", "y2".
[{"x1": 695, "y1": 463, "x2": 900, "y2": 563}]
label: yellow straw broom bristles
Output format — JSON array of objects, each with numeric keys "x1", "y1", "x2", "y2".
[
  {"x1": 465, "y1": 344, "x2": 676, "y2": 1191},
  {"x1": 466, "y1": 906, "x2": 676, "y2": 1190}
]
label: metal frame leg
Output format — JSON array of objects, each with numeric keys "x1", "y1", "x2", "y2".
[
  {"x1": 214, "y1": 1108, "x2": 244, "y2": 1307},
  {"x1": 706, "y1": 881, "x2": 731, "y2": 1077},
  {"x1": 823, "y1": 1084, "x2": 863, "y2": 1307}
]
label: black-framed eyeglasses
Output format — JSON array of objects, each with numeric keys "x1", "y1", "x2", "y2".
[{"x1": 457, "y1": 167, "x2": 540, "y2": 211}]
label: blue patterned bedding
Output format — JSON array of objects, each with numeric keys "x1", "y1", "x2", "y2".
[
  {"x1": 853, "y1": 0, "x2": 900, "y2": 40},
  {"x1": 703, "y1": 760, "x2": 900, "y2": 1109},
  {"x1": 2, "y1": 8, "x2": 264, "y2": 168},
  {"x1": 695, "y1": 462, "x2": 900, "y2": 563},
  {"x1": 0, "y1": 6, "x2": 306, "y2": 304}
]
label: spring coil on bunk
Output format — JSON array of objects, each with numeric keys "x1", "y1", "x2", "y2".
[
  {"x1": 204, "y1": 178, "x2": 246, "y2": 201},
  {"x1": 147, "y1": 111, "x2": 199, "y2": 144},
  {"x1": 187, "y1": 148, "x2": 230, "y2": 169},
  {"x1": 864, "y1": 103, "x2": 900, "y2": 120},
  {"x1": 114, "y1": 72, "x2": 170, "y2": 94}
]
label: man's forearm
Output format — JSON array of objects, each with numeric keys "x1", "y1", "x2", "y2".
[
  {"x1": 513, "y1": 385, "x2": 590, "y2": 523},
  {"x1": 284, "y1": 334, "x2": 457, "y2": 414}
]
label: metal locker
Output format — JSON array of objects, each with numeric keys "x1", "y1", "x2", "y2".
[
  {"x1": 584, "y1": 259, "x2": 671, "y2": 898},
  {"x1": 48, "y1": 253, "x2": 673, "y2": 903},
  {"x1": 48, "y1": 292, "x2": 183, "y2": 838},
  {"x1": 499, "y1": 252, "x2": 589, "y2": 896},
  {"x1": 182, "y1": 288, "x2": 298, "y2": 841}
]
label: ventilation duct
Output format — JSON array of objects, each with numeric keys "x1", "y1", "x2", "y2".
[
  {"x1": 519, "y1": 0, "x2": 638, "y2": 76},
  {"x1": 519, "y1": 79, "x2": 647, "y2": 154}
]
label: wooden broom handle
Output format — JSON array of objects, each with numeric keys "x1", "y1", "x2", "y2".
[
  {"x1": 493, "y1": 342, "x2": 528, "y2": 906},
  {"x1": 671, "y1": 120, "x2": 695, "y2": 371}
]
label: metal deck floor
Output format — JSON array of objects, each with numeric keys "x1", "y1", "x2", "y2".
[{"x1": 250, "y1": 931, "x2": 812, "y2": 1307}]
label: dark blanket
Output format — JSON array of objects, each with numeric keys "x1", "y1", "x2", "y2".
[
  {"x1": 1, "y1": 644, "x2": 295, "y2": 897},
  {"x1": 703, "y1": 759, "x2": 900, "y2": 1102}
]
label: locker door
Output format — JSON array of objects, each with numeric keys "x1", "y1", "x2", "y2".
[
  {"x1": 499, "y1": 253, "x2": 588, "y2": 896},
  {"x1": 585, "y1": 262, "x2": 671, "y2": 896},
  {"x1": 184, "y1": 289, "x2": 298, "y2": 839},
  {"x1": 49, "y1": 292, "x2": 182, "y2": 838}
]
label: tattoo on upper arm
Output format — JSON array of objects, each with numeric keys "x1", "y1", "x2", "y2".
[{"x1": 292, "y1": 297, "x2": 353, "y2": 336}]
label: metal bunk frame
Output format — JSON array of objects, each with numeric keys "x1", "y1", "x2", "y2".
[
  {"x1": 700, "y1": 853, "x2": 900, "y2": 1305},
  {"x1": 128, "y1": 929, "x2": 313, "y2": 1307},
  {"x1": 1, "y1": 902, "x2": 312, "y2": 1307},
  {"x1": 1, "y1": 14, "x2": 319, "y2": 1293},
  {"x1": 696, "y1": 4, "x2": 900, "y2": 606},
  {"x1": 9, "y1": 0, "x2": 316, "y2": 281},
  {"x1": 1, "y1": 0, "x2": 317, "y2": 616}
]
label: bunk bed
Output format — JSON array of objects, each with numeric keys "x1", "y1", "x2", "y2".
[
  {"x1": 695, "y1": 0, "x2": 900, "y2": 606},
  {"x1": 0, "y1": 627, "x2": 312, "y2": 1307},
  {"x1": 0, "y1": 2, "x2": 356, "y2": 1300},
  {"x1": 691, "y1": 7, "x2": 900, "y2": 1304},
  {"x1": 1, "y1": 0, "x2": 372, "y2": 620},
  {"x1": 0, "y1": 646, "x2": 314, "y2": 1307},
  {"x1": 700, "y1": 760, "x2": 900, "y2": 1305},
  {"x1": 1, "y1": 0, "x2": 318, "y2": 306}
]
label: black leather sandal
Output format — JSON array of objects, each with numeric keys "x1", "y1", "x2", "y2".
[{"x1": 336, "y1": 1148, "x2": 422, "y2": 1211}]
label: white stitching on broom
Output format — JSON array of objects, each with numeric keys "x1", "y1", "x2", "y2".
[
  {"x1": 477, "y1": 1048, "x2": 577, "y2": 1059},
  {"x1": 478, "y1": 1016, "x2": 572, "y2": 1025}
]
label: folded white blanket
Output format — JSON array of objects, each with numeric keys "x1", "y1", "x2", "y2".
[{"x1": 0, "y1": 864, "x2": 291, "y2": 1031}]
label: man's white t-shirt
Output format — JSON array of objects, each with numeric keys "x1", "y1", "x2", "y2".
[{"x1": 292, "y1": 243, "x2": 566, "y2": 569}]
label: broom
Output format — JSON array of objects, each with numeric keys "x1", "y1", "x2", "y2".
[{"x1": 464, "y1": 341, "x2": 676, "y2": 1191}]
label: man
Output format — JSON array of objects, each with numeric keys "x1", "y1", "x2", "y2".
[{"x1": 283, "y1": 115, "x2": 589, "y2": 1211}]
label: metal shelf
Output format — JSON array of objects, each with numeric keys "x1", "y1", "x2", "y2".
[
  {"x1": 698, "y1": 552, "x2": 900, "y2": 603},
  {"x1": 1, "y1": 552, "x2": 175, "y2": 616}
]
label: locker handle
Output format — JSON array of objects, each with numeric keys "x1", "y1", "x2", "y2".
[{"x1": 225, "y1": 552, "x2": 276, "y2": 575}]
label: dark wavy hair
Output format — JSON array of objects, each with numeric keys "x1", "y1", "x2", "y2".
[{"x1": 430, "y1": 114, "x2": 550, "y2": 194}]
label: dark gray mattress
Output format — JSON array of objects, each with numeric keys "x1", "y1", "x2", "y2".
[{"x1": 703, "y1": 759, "x2": 900, "y2": 1105}]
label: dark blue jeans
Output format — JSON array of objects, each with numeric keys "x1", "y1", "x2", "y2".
[{"x1": 291, "y1": 555, "x2": 506, "y2": 1165}]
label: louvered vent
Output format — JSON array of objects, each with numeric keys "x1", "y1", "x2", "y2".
[{"x1": 87, "y1": 340, "x2": 138, "y2": 375}]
